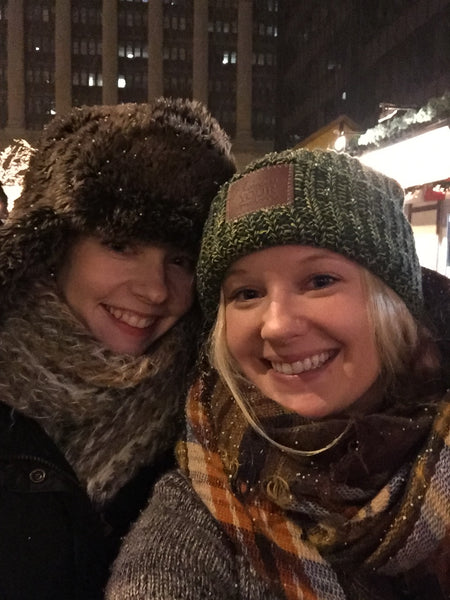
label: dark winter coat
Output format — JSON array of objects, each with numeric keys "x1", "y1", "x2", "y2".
[{"x1": 0, "y1": 401, "x2": 106, "y2": 600}]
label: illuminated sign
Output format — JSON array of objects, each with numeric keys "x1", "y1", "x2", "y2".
[{"x1": 359, "y1": 125, "x2": 450, "y2": 189}]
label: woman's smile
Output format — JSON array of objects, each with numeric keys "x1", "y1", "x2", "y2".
[
  {"x1": 269, "y1": 350, "x2": 335, "y2": 375},
  {"x1": 104, "y1": 304, "x2": 158, "y2": 330}
]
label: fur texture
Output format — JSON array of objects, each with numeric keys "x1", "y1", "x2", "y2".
[{"x1": 0, "y1": 98, "x2": 236, "y2": 318}]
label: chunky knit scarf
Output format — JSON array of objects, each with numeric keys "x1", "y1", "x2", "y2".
[
  {"x1": 178, "y1": 368, "x2": 450, "y2": 599},
  {"x1": 0, "y1": 283, "x2": 195, "y2": 505}
]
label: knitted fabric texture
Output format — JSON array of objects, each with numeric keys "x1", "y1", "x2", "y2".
[
  {"x1": 0, "y1": 97, "x2": 235, "y2": 318},
  {"x1": 176, "y1": 369, "x2": 450, "y2": 599},
  {"x1": 0, "y1": 282, "x2": 196, "y2": 505},
  {"x1": 197, "y1": 148, "x2": 422, "y2": 321}
]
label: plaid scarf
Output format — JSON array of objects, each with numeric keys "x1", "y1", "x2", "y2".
[{"x1": 178, "y1": 368, "x2": 450, "y2": 599}]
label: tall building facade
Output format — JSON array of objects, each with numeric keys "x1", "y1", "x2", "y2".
[
  {"x1": 276, "y1": 0, "x2": 450, "y2": 149},
  {"x1": 0, "y1": 0, "x2": 278, "y2": 165}
]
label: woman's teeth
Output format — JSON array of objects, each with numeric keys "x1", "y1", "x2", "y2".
[
  {"x1": 272, "y1": 351, "x2": 332, "y2": 375},
  {"x1": 106, "y1": 306, "x2": 155, "y2": 329}
]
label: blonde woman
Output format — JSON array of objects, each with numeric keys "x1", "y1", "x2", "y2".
[{"x1": 108, "y1": 149, "x2": 449, "y2": 600}]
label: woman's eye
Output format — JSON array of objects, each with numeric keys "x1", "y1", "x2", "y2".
[
  {"x1": 308, "y1": 274, "x2": 338, "y2": 289},
  {"x1": 170, "y1": 254, "x2": 195, "y2": 272},
  {"x1": 232, "y1": 288, "x2": 260, "y2": 301},
  {"x1": 103, "y1": 240, "x2": 132, "y2": 254}
]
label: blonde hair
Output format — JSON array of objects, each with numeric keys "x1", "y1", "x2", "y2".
[
  {"x1": 361, "y1": 269, "x2": 419, "y2": 382},
  {"x1": 209, "y1": 267, "x2": 438, "y2": 453}
]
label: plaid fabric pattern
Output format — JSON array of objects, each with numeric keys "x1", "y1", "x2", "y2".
[{"x1": 178, "y1": 371, "x2": 450, "y2": 599}]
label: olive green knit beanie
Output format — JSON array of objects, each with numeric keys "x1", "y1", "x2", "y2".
[{"x1": 197, "y1": 147, "x2": 422, "y2": 321}]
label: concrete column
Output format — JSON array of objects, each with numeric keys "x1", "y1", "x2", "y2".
[
  {"x1": 55, "y1": 0, "x2": 72, "y2": 114},
  {"x1": 6, "y1": 0, "x2": 25, "y2": 131},
  {"x1": 236, "y1": 0, "x2": 253, "y2": 141},
  {"x1": 102, "y1": 0, "x2": 118, "y2": 104},
  {"x1": 147, "y1": 0, "x2": 163, "y2": 99},
  {"x1": 193, "y1": 0, "x2": 208, "y2": 105}
]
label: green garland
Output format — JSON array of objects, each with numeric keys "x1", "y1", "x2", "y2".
[{"x1": 348, "y1": 91, "x2": 450, "y2": 155}]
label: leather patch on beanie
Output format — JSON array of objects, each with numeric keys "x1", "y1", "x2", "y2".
[{"x1": 226, "y1": 164, "x2": 294, "y2": 221}]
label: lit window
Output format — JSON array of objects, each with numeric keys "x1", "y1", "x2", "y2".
[
  {"x1": 222, "y1": 52, "x2": 229, "y2": 64},
  {"x1": 118, "y1": 76, "x2": 126, "y2": 88}
]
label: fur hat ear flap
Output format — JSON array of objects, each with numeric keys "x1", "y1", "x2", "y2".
[{"x1": 0, "y1": 207, "x2": 71, "y2": 316}]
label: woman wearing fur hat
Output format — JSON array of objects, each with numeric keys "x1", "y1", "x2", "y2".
[
  {"x1": 107, "y1": 148, "x2": 450, "y2": 600},
  {"x1": 0, "y1": 97, "x2": 235, "y2": 600}
]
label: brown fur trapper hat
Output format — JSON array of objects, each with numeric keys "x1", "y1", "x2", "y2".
[{"x1": 0, "y1": 97, "x2": 236, "y2": 314}]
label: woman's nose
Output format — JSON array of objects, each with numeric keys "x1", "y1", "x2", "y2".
[
  {"x1": 133, "y1": 264, "x2": 169, "y2": 305},
  {"x1": 260, "y1": 296, "x2": 309, "y2": 341}
]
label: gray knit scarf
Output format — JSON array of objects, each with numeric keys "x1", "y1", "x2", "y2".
[{"x1": 0, "y1": 282, "x2": 194, "y2": 506}]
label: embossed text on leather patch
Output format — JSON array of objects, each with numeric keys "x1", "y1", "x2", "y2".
[{"x1": 226, "y1": 163, "x2": 294, "y2": 221}]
